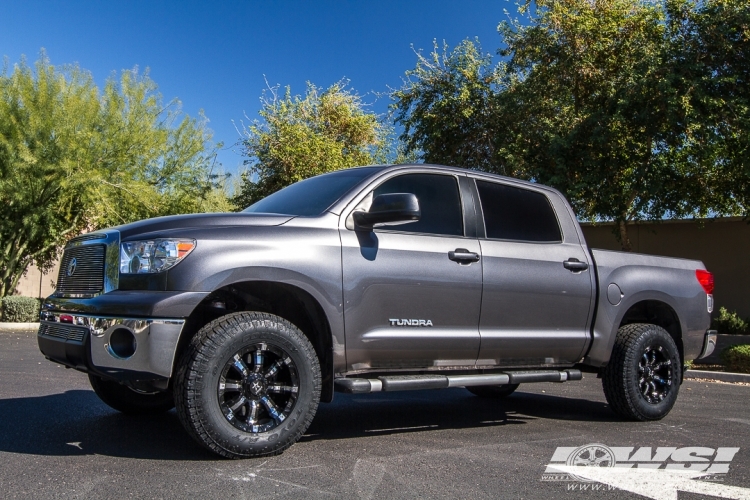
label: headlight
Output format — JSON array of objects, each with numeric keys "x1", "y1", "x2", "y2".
[{"x1": 120, "y1": 239, "x2": 196, "y2": 274}]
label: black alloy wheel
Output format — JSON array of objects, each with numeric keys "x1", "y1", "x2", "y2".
[
  {"x1": 218, "y1": 342, "x2": 300, "y2": 433},
  {"x1": 638, "y1": 345, "x2": 673, "y2": 404},
  {"x1": 602, "y1": 323, "x2": 681, "y2": 421},
  {"x1": 175, "y1": 312, "x2": 321, "y2": 459}
]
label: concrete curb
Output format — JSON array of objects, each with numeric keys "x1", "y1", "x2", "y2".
[
  {"x1": 0, "y1": 322, "x2": 39, "y2": 332},
  {"x1": 685, "y1": 369, "x2": 750, "y2": 383}
]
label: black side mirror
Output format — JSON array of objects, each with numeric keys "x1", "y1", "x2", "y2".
[{"x1": 353, "y1": 193, "x2": 421, "y2": 230}]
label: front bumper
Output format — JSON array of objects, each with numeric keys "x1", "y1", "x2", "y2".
[
  {"x1": 38, "y1": 290, "x2": 208, "y2": 382},
  {"x1": 38, "y1": 311, "x2": 185, "y2": 382}
]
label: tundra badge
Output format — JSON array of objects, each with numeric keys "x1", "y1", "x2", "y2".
[{"x1": 389, "y1": 319, "x2": 433, "y2": 327}]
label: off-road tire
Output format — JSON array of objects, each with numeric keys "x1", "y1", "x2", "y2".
[
  {"x1": 174, "y1": 312, "x2": 321, "y2": 459},
  {"x1": 88, "y1": 374, "x2": 174, "y2": 415},
  {"x1": 602, "y1": 323, "x2": 681, "y2": 421},
  {"x1": 466, "y1": 383, "x2": 520, "y2": 398}
]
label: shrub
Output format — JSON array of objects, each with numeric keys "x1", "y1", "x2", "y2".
[
  {"x1": 711, "y1": 307, "x2": 749, "y2": 335},
  {"x1": 721, "y1": 345, "x2": 750, "y2": 374},
  {"x1": 1, "y1": 296, "x2": 41, "y2": 322}
]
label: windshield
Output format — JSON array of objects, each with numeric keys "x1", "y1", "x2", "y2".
[{"x1": 243, "y1": 167, "x2": 383, "y2": 216}]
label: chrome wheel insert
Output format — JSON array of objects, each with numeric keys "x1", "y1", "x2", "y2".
[
  {"x1": 638, "y1": 345, "x2": 673, "y2": 404},
  {"x1": 218, "y1": 342, "x2": 300, "y2": 433}
]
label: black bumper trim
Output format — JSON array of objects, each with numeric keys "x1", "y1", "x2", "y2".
[{"x1": 38, "y1": 331, "x2": 90, "y2": 371}]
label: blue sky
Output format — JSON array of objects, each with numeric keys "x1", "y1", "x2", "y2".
[{"x1": 2, "y1": 1, "x2": 511, "y2": 175}]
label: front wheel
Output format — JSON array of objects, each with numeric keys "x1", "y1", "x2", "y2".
[
  {"x1": 88, "y1": 374, "x2": 174, "y2": 415},
  {"x1": 602, "y1": 323, "x2": 681, "y2": 421},
  {"x1": 174, "y1": 312, "x2": 321, "y2": 459}
]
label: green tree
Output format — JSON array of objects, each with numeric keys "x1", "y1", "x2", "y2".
[
  {"x1": 233, "y1": 81, "x2": 390, "y2": 208},
  {"x1": 665, "y1": 0, "x2": 750, "y2": 217},
  {"x1": 498, "y1": 0, "x2": 691, "y2": 251},
  {"x1": 392, "y1": 40, "x2": 510, "y2": 174},
  {"x1": 0, "y1": 53, "x2": 227, "y2": 296},
  {"x1": 392, "y1": 0, "x2": 749, "y2": 250}
]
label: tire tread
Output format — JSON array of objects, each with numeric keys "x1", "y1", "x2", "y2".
[
  {"x1": 174, "y1": 312, "x2": 321, "y2": 459},
  {"x1": 602, "y1": 323, "x2": 679, "y2": 421}
]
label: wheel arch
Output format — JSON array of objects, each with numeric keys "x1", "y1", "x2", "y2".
[
  {"x1": 176, "y1": 280, "x2": 336, "y2": 402},
  {"x1": 618, "y1": 299, "x2": 684, "y2": 362}
]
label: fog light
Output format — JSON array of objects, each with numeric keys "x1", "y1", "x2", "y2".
[{"x1": 107, "y1": 328, "x2": 136, "y2": 359}]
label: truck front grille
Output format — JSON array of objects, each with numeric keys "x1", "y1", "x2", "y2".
[
  {"x1": 38, "y1": 323, "x2": 87, "y2": 343},
  {"x1": 67, "y1": 233, "x2": 106, "y2": 245},
  {"x1": 56, "y1": 245, "x2": 105, "y2": 297}
]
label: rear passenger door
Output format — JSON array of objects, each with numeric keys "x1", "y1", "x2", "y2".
[{"x1": 472, "y1": 179, "x2": 594, "y2": 367}]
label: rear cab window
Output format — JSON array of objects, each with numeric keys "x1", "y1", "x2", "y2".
[{"x1": 475, "y1": 180, "x2": 562, "y2": 243}]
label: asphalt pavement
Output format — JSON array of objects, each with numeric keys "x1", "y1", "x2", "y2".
[{"x1": 1, "y1": 330, "x2": 749, "y2": 500}]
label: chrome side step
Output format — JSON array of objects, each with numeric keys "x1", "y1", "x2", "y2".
[{"x1": 334, "y1": 369, "x2": 582, "y2": 394}]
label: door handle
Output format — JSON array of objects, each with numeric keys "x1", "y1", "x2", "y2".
[
  {"x1": 563, "y1": 258, "x2": 588, "y2": 272},
  {"x1": 449, "y1": 248, "x2": 480, "y2": 263}
]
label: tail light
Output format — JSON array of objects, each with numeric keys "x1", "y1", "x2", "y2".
[
  {"x1": 695, "y1": 270, "x2": 714, "y2": 294},
  {"x1": 696, "y1": 269, "x2": 714, "y2": 313}
]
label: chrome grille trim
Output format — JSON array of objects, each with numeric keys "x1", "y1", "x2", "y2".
[
  {"x1": 56, "y1": 245, "x2": 105, "y2": 296},
  {"x1": 66, "y1": 233, "x2": 107, "y2": 248},
  {"x1": 53, "y1": 230, "x2": 120, "y2": 298}
]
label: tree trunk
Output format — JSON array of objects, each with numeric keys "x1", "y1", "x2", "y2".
[
  {"x1": 0, "y1": 257, "x2": 23, "y2": 298},
  {"x1": 618, "y1": 219, "x2": 633, "y2": 252},
  {"x1": 0, "y1": 238, "x2": 30, "y2": 297}
]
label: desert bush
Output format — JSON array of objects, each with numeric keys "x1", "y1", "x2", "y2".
[
  {"x1": 720, "y1": 345, "x2": 750, "y2": 374},
  {"x1": 711, "y1": 307, "x2": 749, "y2": 335},
  {"x1": 1, "y1": 296, "x2": 41, "y2": 322}
]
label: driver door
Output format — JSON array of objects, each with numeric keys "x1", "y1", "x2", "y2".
[{"x1": 339, "y1": 172, "x2": 483, "y2": 371}]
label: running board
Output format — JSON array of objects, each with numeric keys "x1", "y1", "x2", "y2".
[{"x1": 334, "y1": 369, "x2": 582, "y2": 394}]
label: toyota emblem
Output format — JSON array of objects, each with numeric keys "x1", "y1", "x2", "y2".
[{"x1": 67, "y1": 258, "x2": 77, "y2": 277}]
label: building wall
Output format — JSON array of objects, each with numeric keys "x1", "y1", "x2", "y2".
[
  {"x1": 581, "y1": 218, "x2": 750, "y2": 319},
  {"x1": 14, "y1": 259, "x2": 61, "y2": 299}
]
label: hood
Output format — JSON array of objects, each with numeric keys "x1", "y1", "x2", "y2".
[{"x1": 113, "y1": 213, "x2": 294, "y2": 240}]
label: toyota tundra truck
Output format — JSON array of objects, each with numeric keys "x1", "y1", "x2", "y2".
[{"x1": 37, "y1": 164, "x2": 717, "y2": 458}]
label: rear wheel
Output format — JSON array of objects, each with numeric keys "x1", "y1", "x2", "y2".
[
  {"x1": 174, "y1": 312, "x2": 321, "y2": 459},
  {"x1": 466, "y1": 384, "x2": 519, "y2": 398},
  {"x1": 88, "y1": 374, "x2": 174, "y2": 415},
  {"x1": 602, "y1": 323, "x2": 681, "y2": 421}
]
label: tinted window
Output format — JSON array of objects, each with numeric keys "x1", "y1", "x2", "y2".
[
  {"x1": 244, "y1": 167, "x2": 382, "y2": 216},
  {"x1": 373, "y1": 174, "x2": 463, "y2": 236},
  {"x1": 476, "y1": 180, "x2": 562, "y2": 242}
]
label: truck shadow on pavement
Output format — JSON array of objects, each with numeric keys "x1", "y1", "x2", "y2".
[
  {"x1": 0, "y1": 390, "x2": 213, "y2": 460},
  {"x1": 303, "y1": 388, "x2": 618, "y2": 441},
  {"x1": 0, "y1": 387, "x2": 616, "y2": 460}
]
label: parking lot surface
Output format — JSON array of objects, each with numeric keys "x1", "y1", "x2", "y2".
[{"x1": 1, "y1": 330, "x2": 749, "y2": 499}]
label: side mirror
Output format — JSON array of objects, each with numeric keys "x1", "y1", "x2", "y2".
[{"x1": 353, "y1": 193, "x2": 420, "y2": 230}]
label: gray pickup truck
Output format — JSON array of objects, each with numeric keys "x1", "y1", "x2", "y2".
[{"x1": 38, "y1": 164, "x2": 717, "y2": 458}]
